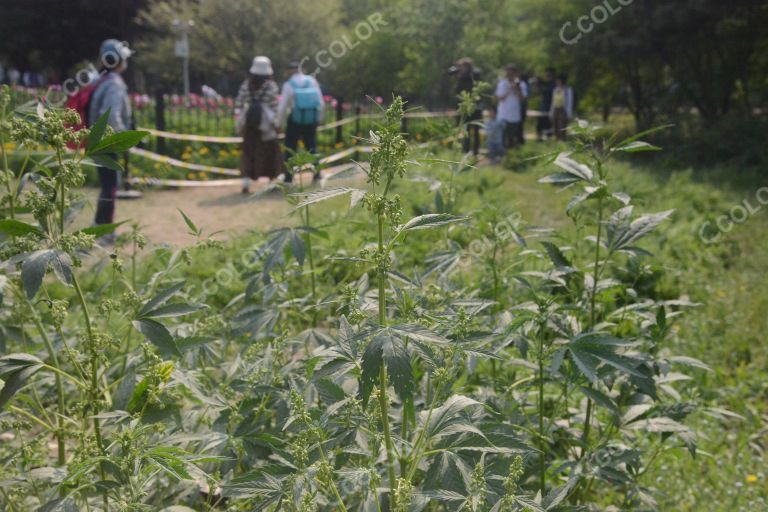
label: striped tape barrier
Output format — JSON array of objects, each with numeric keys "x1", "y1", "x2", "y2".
[
  {"x1": 129, "y1": 147, "x2": 241, "y2": 176},
  {"x1": 128, "y1": 145, "x2": 376, "y2": 178},
  {"x1": 136, "y1": 110, "x2": 462, "y2": 144},
  {"x1": 126, "y1": 161, "x2": 365, "y2": 189}
]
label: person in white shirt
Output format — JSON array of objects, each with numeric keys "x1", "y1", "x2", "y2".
[
  {"x1": 276, "y1": 62, "x2": 325, "y2": 182},
  {"x1": 495, "y1": 64, "x2": 529, "y2": 150}
]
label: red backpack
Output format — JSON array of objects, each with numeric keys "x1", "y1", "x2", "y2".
[{"x1": 65, "y1": 75, "x2": 109, "y2": 149}]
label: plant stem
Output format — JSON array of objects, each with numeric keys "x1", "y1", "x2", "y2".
[
  {"x1": 131, "y1": 236, "x2": 138, "y2": 291},
  {"x1": 378, "y1": 365, "x2": 397, "y2": 488},
  {"x1": 9, "y1": 405, "x2": 53, "y2": 431},
  {"x1": 304, "y1": 206, "x2": 318, "y2": 327},
  {"x1": 72, "y1": 275, "x2": 101, "y2": 438},
  {"x1": 581, "y1": 195, "x2": 604, "y2": 460},
  {"x1": 376, "y1": 211, "x2": 397, "y2": 489},
  {"x1": 54, "y1": 148, "x2": 66, "y2": 236},
  {"x1": 71, "y1": 273, "x2": 108, "y2": 506},
  {"x1": 581, "y1": 197, "x2": 603, "y2": 457},
  {"x1": 405, "y1": 382, "x2": 442, "y2": 482},
  {"x1": 316, "y1": 442, "x2": 349, "y2": 512},
  {"x1": 589, "y1": 197, "x2": 605, "y2": 329},
  {"x1": 538, "y1": 328, "x2": 546, "y2": 493}
]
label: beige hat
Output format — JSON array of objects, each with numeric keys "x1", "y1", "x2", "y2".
[{"x1": 249, "y1": 56, "x2": 273, "y2": 76}]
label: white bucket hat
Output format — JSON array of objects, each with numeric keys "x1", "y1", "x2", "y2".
[{"x1": 249, "y1": 56, "x2": 273, "y2": 76}]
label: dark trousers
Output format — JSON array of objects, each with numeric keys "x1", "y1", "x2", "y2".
[
  {"x1": 461, "y1": 109, "x2": 482, "y2": 156},
  {"x1": 462, "y1": 123, "x2": 481, "y2": 156},
  {"x1": 284, "y1": 119, "x2": 318, "y2": 182},
  {"x1": 285, "y1": 120, "x2": 318, "y2": 155},
  {"x1": 504, "y1": 121, "x2": 521, "y2": 150},
  {"x1": 518, "y1": 106, "x2": 527, "y2": 145},
  {"x1": 95, "y1": 167, "x2": 118, "y2": 225},
  {"x1": 537, "y1": 115, "x2": 552, "y2": 140}
]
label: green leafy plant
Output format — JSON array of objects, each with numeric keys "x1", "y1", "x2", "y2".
[{"x1": 0, "y1": 84, "x2": 712, "y2": 511}]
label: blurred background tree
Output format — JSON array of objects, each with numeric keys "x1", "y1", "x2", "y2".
[{"x1": 1, "y1": 0, "x2": 766, "y2": 130}]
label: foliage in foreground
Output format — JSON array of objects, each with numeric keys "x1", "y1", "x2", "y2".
[{"x1": 0, "y1": 85, "x2": 710, "y2": 510}]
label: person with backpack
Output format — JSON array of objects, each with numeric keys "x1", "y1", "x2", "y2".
[
  {"x1": 276, "y1": 62, "x2": 324, "y2": 182},
  {"x1": 86, "y1": 39, "x2": 133, "y2": 236},
  {"x1": 234, "y1": 56, "x2": 281, "y2": 194}
]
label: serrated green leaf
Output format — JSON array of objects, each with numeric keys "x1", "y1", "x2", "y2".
[
  {"x1": 290, "y1": 187, "x2": 362, "y2": 211},
  {"x1": 88, "y1": 129, "x2": 148, "y2": 155},
  {"x1": 613, "y1": 124, "x2": 673, "y2": 150},
  {"x1": 145, "y1": 447, "x2": 194, "y2": 480},
  {"x1": 21, "y1": 250, "x2": 54, "y2": 299},
  {"x1": 133, "y1": 319, "x2": 180, "y2": 357},
  {"x1": 540, "y1": 241, "x2": 572, "y2": 269},
  {"x1": 0, "y1": 219, "x2": 43, "y2": 237},
  {"x1": 360, "y1": 333, "x2": 413, "y2": 404},
  {"x1": 177, "y1": 209, "x2": 199, "y2": 236},
  {"x1": 138, "y1": 282, "x2": 185, "y2": 317},
  {"x1": 141, "y1": 303, "x2": 205, "y2": 319},
  {"x1": 387, "y1": 324, "x2": 449, "y2": 344},
  {"x1": 0, "y1": 353, "x2": 44, "y2": 409},
  {"x1": 579, "y1": 386, "x2": 618, "y2": 414},
  {"x1": 77, "y1": 221, "x2": 126, "y2": 238},
  {"x1": 86, "y1": 109, "x2": 110, "y2": 152},
  {"x1": 420, "y1": 394, "x2": 482, "y2": 441},
  {"x1": 607, "y1": 208, "x2": 674, "y2": 251},
  {"x1": 553, "y1": 152, "x2": 594, "y2": 181},
  {"x1": 625, "y1": 416, "x2": 690, "y2": 433},
  {"x1": 82, "y1": 154, "x2": 124, "y2": 172},
  {"x1": 127, "y1": 376, "x2": 150, "y2": 413},
  {"x1": 539, "y1": 172, "x2": 581, "y2": 185},
  {"x1": 290, "y1": 230, "x2": 306, "y2": 266},
  {"x1": 401, "y1": 213, "x2": 465, "y2": 232},
  {"x1": 612, "y1": 140, "x2": 661, "y2": 153}
]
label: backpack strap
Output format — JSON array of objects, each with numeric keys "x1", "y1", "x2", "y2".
[{"x1": 288, "y1": 76, "x2": 313, "y2": 90}]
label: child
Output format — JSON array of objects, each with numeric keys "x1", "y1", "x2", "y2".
[{"x1": 484, "y1": 106, "x2": 505, "y2": 164}]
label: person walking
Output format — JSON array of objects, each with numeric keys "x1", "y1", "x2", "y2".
[
  {"x1": 550, "y1": 73, "x2": 574, "y2": 141},
  {"x1": 450, "y1": 57, "x2": 483, "y2": 156},
  {"x1": 277, "y1": 61, "x2": 324, "y2": 182},
  {"x1": 495, "y1": 64, "x2": 528, "y2": 150},
  {"x1": 235, "y1": 56, "x2": 281, "y2": 194},
  {"x1": 536, "y1": 68, "x2": 556, "y2": 141},
  {"x1": 88, "y1": 39, "x2": 133, "y2": 238},
  {"x1": 484, "y1": 106, "x2": 505, "y2": 164}
]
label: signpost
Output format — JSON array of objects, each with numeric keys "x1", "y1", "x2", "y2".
[{"x1": 172, "y1": 19, "x2": 194, "y2": 101}]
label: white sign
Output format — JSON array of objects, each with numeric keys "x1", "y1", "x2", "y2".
[{"x1": 174, "y1": 39, "x2": 189, "y2": 58}]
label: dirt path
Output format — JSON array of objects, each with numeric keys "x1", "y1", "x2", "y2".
[
  {"x1": 72, "y1": 184, "x2": 290, "y2": 246},
  {"x1": 71, "y1": 170, "x2": 363, "y2": 246}
]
